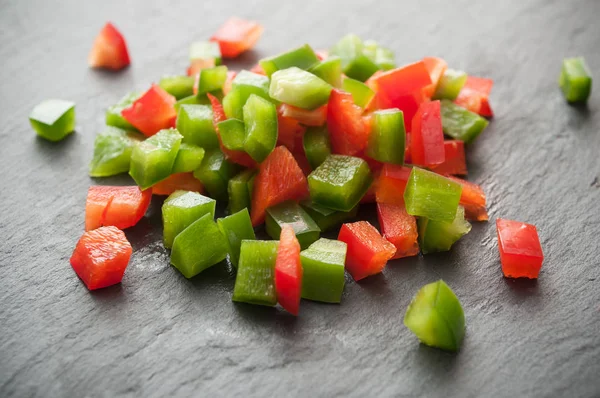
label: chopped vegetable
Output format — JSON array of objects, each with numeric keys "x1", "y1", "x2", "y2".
[
  {"x1": 375, "y1": 164, "x2": 412, "y2": 206},
  {"x1": 159, "y1": 75, "x2": 195, "y2": 100},
  {"x1": 300, "y1": 200, "x2": 357, "y2": 232},
  {"x1": 433, "y1": 69, "x2": 468, "y2": 100},
  {"x1": 404, "y1": 167, "x2": 462, "y2": 222},
  {"x1": 440, "y1": 100, "x2": 489, "y2": 144},
  {"x1": 377, "y1": 203, "x2": 419, "y2": 259},
  {"x1": 175, "y1": 104, "x2": 219, "y2": 150},
  {"x1": 279, "y1": 104, "x2": 327, "y2": 127},
  {"x1": 197, "y1": 65, "x2": 228, "y2": 95},
  {"x1": 193, "y1": 149, "x2": 240, "y2": 201},
  {"x1": 217, "y1": 208, "x2": 256, "y2": 268},
  {"x1": 217, "y1": 118, "x2": 246, "y2": 151},
  {"x1": 422, "y1": 57, "x2": 448, "y2": 98},
  {"x1": 232, "y1": 240, "x2": 278, "y2": 306},
  {"x1": 85, "y1": 186, "x2": 151, "y2": 231},
  {"x1": 210, "y1": 17, "x2": 263, "y2": 59},
  {"x1": 338, "y1": 221, "x2": 396, "y2": 281},
  {"x1": 106, "y1": 91, "x2": 141, "y2": 131},
  {"x1": 308, "y1": 56, "x2": 343, "y2": 88},
  {"x1": 496, "y1": 219, "x2": 544, "y2": 279},
  {"x1": 275, "y1": 108, "x2": 302, "y2": 151},
  {"x1": 151, "y1": 172, "x2": 203, "y2": 196},
  {"x1": 429, "y1": 140, "x2": 467, "y2": 176},
  {"x1": 342, "y1": 77, "x2": 375, "y2": 108},
  {"x1": 85, "y1": 186, "x2": 116, "y2": 231},
  {"x1": 174, "y1": 94, "x2": 211, "y2": 112},
  {"x1": 300, "y1": 238, "x2": 347, "y2": 303},
  {"x1": 162, "y1": 190, "x2": 216, "y2": 248},
  {"x1": 89, "y1": 127, "x2": 143, "y2": 177},
  {"x1": 269, "y1": 67, "x2": 332, "y2": 110},
  {"x1": 265, "y1": 201, "x2": 321, "y2": 249},
  {"x1": 259, "y1": 44, "x2": 319, "y2": 77},
  {"x1": 275, "y1": 225, "x2": 303, "y2": 315},
  {"x1": 29, "y1": 99, "x2": 75, "y2": 142},
  {"x1": 121, "y1": 84, "x2": 177, "y2": 137},
  {"x1": 454, "y1": 76, "x2": 494, "y2": 117},
  {"x1": 189, "y1": 41, "x2": 222, "y2": 66},
  {"x1": 242, "y1": 94, "x2": 278, "y2": 162},
  {"x1": 447, "y1": 176, "x2": 488, "y2": 221},
  {"x1": 330, "y1": 34, "x2": 379, "y2": 81},
  {"x1": 404, "y1": 280, "x2": 465, "y2": 352},
  {"x1": 129, "y1": 128, "x2": 183, "y2": 189},
  {"x1": 88, "y1": 22, "x2": 130, "y2": 71},
  {"x1": 172, "y1": 143, "x2": 205, "y2": 173},
  {"x1": 363, "y1": 40, "x2": 396, "y2": 71},
  {"x1": 70, "y1": 226, "x2": 132, "y2": 290},
  {"x1": 303, "y1": 126, "x2": 331, "y2": 170},
  {"x1": 559, "y1": 57, "x2": 592, "y2": 103},
  {"x1": 365, "y1": 108, "x2": 406, "y2": 165},
  {"x1": 223, "y1": 70, "x2": 271, "y2": 120},
  {"x1": 228, "y1": 169, "x2": 255, "y2": 215},
  {"x1": 418, "y1": 206, "x2": 471, "y2": 254},
  {"x1": 369, "y1": 61, "x2": 432, "y2": 107},
  {"x1": 410, "y1": 100, "x2": 445, "y2": 166},
  {"x1": 326, "y1": 89, "x2": 368, "y2": 155}
]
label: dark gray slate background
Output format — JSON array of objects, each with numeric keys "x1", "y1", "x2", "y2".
[{"x1": 1, "y1": 0, "x2": 599, "y2": 397}]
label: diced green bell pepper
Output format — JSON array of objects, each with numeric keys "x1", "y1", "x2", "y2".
[
  {"x1": 189, "y1": 41, "x2": 222, "y2": 65},
  {"x1": 232, "y1": 240, "x2": 279, "y2": 306},
  {"x1": 197, "y1": 65, "x2": 228, "y2": 96},
  {"x1": 303, "y1": 126, "x2": 331, "y2": 170},
  {"x1": 269, "y1": 67, "x2": 332, "y2": 110},
  {"x1": 217, "y1": 118, "x2": 246, "y2": 151},
  {"x1": 223, "y1": 71, "x2": 272, "y2": 120},
  {"x1": 365, "y1": 108, "x2": 406, "y2": 165},
  {"x1": 300, "y1": 238, "x2": 347, "y2": 303},
  {"x1": 308, "y1": 56, "x2": 343, "y2": 88},
  {"x1": 440, "y1": 100, "x2": 489, "y2": 144},
  {"x1": 559, "y1": 57, "x2": 592, "y2": 103},
  {"x1": 174, "y1": 94, "x2": 212, "y2": 112},
  {"x1": 175, "y1": 104, "x2": 219, "y2": 150},
  {"x1": 404, "y1": 280, "x2": 465, "y2": 352},
  {"x1": 172, "y1": 143, "x2": 205, "y2": 173},
  {"x1": 330, "y1": 34, "x2": 380, "y2": 82},
  {"x1": 433, "y1": 69, "x2": 468, "y2": 100},
  {"x1": 363, "y1": 40, "x2": 395, "y2": 70},
  {"x1": 217, "y1": 208, "x2": 256, "y2": 268},
  {"x1": 418, "y1": 206, "x2": 471, "y2": 254},
  {"x1": 29, "y1": 99, "x2": 76, "y2": 142},
  {"x1": 259, "y1": 44, "x2": 320, "y2": 77},
  {"x1": 159, "y1": 75, "x2": 195, "y2": 100},
  {"x1": 404, "y1": 167, "x2": 462, "y2": 222},
  {"x1": 89, "y1": 127, "x2": 143, "y2": 177},
  {"x1": 162, "y1": 190, "x2": 216, "y2": 248},
  {"x1": 106, "y1": 91, "x2": 140, "y2": 131},
  {"x1": 129, "y1": 128, "x2": 183, "y2": 189},
  {"x1": 265, "y1": 201, "x2": 321, "y2": 249},
  {"x1": 228, "y1": 169, "x2": 255, "y2": 215},
  {"x1": 342, "y1": 77, "x2": 375, "y2": 108},
  {"x1": 170, "y1": 213, "x2": 228, "y2": 278},
  {"x1": 242, "y1": 94, "x2": 278, "y2": 162},
  {"x1": 300, "y1": 200, "x2": 358, "y2": 232},
  {"x1": 308, "y1": 155, "x2": 372, "y2": 212},
  {"x1": 193, "y1": 149, "x2": 240, "y2": 201}
]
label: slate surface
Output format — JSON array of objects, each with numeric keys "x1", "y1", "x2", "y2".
[{"x1": 1, "y1": 0, "x2": 599, "y2": 396}]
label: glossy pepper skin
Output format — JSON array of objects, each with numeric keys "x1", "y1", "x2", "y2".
[
  {"x1": 342, "y1": 77, "x2": 375, "y2": 108},
  {"x1": 418, "y1": 206, "x2": 471, "y2": 254},
  {"x1": 269, "y1": 67, "x2": 333, "y2": 110},
  {"x1": 327, "y1": 89, "x2": 369, "y2": 156},
  {"x1": 193, "y1": 149, "x2": 240, "y2": 202},
  {"x1": 217, "y1": 208, "x2": 256, "y2": 268},
  {"x1": 89, "y1": 127, "x2": 143, "y2": 177},
  {"x1": 242, "y1": 94, "x2": 278, "y2": 162},
  {"x1": 300, "y1": 238, "x2": 347, "y2": 303},
  {"x1": 172, "y1": 143, "x2": 205, "y2": 173},
  {"x1": 308, "y1": 56, "x2": 343, "y2": 88},
  {"x1": 377, "y1": 203, "x2": 419, "y2": 259},
  {"x1": 366, "y1": 108, "x2": 406, "y2": 165},
  {"x1": 496, "y1": 219, "x2": 544, "y2": 279},
  {"x1": 275, "y1": 225, "x2": 303, "y2": 315},
  {"x1": 404, "y1": 167, "x2": 462, "y2": 222},
  {"x1": 265, "y1": 201, "x2": 321, "y2": 249},
  {"x1": 440, "y1": 100, "x2": 489, "y2": 144},
  {"x1": 29, "y1": 99, "x2": 76, "y2": 142},
  {"x1": 121, "y1": 84, "x2": 177, "y2": 137},
  {"x1": 227, "y1": 169, "x2": 255, "y2": 215},
  {"x1": 454, "y1": 76, "x2": 494, "y2": 117},
  {"x1": 223, "y1": 70, "x2": 271, "y2": 121},
  {"x1": 433, "y1": 69, "x2": 468, "y2": 100},
  {"x1": 303, "y1": 126, "x2": 331, "y2": 170},
  {"x1": 217, "y1": 118, "x2": 246, "y2": 151},
  {"x1": 411, "y1": 100, "x2": 445, "y2": 166},
  {"x1": 559, "y1": 57, "x2": 592, "y2": 103},
  {"x1": 162, "y1": 190, "x2": 216, "y2": 249},
  {"x1": 429, "y1": 140, "x2": 467, "y2": 176},
  {"x1": 259, "y1": 44, "x2": 319, "y2": 77},
  {"x1": 232, "y1": 240, "x2": 279, "y2": 306},
  {"x1": 176, "y1": 104, "x2": 219, "y2": 150},
  {"x1": 84, "y1": 186, "x2": 151, "y2": 232},
  {"x1": 375, "y1": 164, "x2": 412, "y2": 206},
  {"x1": 197, "y1": 65, "x2": 228, "y2": 96}
]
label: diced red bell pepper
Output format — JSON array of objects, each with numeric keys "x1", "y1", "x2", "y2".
[
  {"x1": 496, "y1": 219, "x2": 544, "y2": 279},
  {"x1": 448, "y1": 176, "x2": 488, "y2": 221},
  {"x1": 360, "y1": 168, "x2": 379, "y2": 204},
  {"x1": 422, "y1": 57, "x2": 448, "y2": 98},
  {"x1": 210, "y1": 17, "x2": 263, "y2": 58},
  {"x1": 429, "y1": 140, "x2": 467, "y2": 176},
  {"x1": 187, "y1": 58, "x2": 216, "y2": 77},
  {"x1": 250, "y1": 63, "x2": 267, "y2": 76},
  {"x1": 275, "y1": 225, "x2": 303, "y2": 315},
  {"x1": 277, "y1": 106, "x2": 303, "y2": 152},
  {"x1": 280, "y1": 104, "x2": 327, "y2": 127},
  {"x1": 85, "y1": 186, "x2": 117, "y2": 231},
  {"x1": 410, "y1": 100, "x2": 445, "y2": 166},
  {"x1": 151, "y1": 172, "x2": 204, "y2": 196},
  {"x1": 327, "y1": 89, "x2": 369, "y2": 155},
  {"x1": 121, "y1": 84, "x2": 177, "y2": 137},
  {"x1": 251, "y1": 146, "x2": 309, "y2": 226},
  {"x1": 70, "y1": 226, "x2": 132, "y2": 290},
  {"x1": 88, "y1": 22, "x2": 130, "y2": 71},
  {"x1": 338, "y1": 221, "x2": 396, "y2": 281},
  {"x1": 85, "y1": 186, "x2": 151, "y2": 231},
  {"x1": 369, "y1": 61, "x2": 432, "y2": 105},
  {"x1": 222, "y1": 70, "x2": 238, "y2": 95},
  {"x1": 377, "y1": 203, "x2": 419, "y2": 259},
  {"x1": 375, "y1": 164, "x2": 412, "y2": 206},
  {"x1": 291, "y1": 140, "x2": 313, "y2": 177},
  {"x1": 454, "y1": 76, "x2": 494, "y2": 117}
]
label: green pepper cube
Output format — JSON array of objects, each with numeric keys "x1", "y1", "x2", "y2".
[
  {"x1": 242, "y1": 94, "x2": 278, "y2": 162},
  {"x1": 375, "y1": 46, "x2": 396, "y2": 71},
  {"x1": 300, "y1": 238, "x2": 347, "y2": 303},
  {"x1": 232, "y1": 240, "x2": 279, "y2": 306},
  {"x1": 362, "y1": 40, "x2": 378, "y2": 62},
  {"x1": 365, "y1": 108, "x2": 406, "y2": 165},
  {"x1": 189, "y1": 41, "x2": 222, "y2": 65},
  {"x1": 259, "y1": 44, "x2": 320, "y2": 77},
  {"x1": 197, "y1": 65, "x2": 228, "y2": 96},
  {"x1": 162, "y1": 190, "x2": 216, "y2": 248},
  {"x1": 170, "y1": 213, "x2": 228, "y2": 278},
  {"x1": 559, "y1": 57, "x2": 592, "y2": 103},
  {"x1": 217, "y1": 118, "x2": 246, "y2": 151},
  {"x1": 129, "y1": 128, "x2": 183, "y2": 189},
  {"x1": 433, "y1": 69, "x2": 468, "y2": 100},
  {"x1": 193, "y1": 149, "x2": 240, "y2": 201},
  {"x1": 159, "y1": 75, "x2": 195, "y2": 100},
  {"x1": 217, "y1": 208, "x2": 256, "y2": 268},
  {"x1": 223, "y1": 70, "x2": 272, "y2": 120},
  {"x1": 342, "y1": 77, "x2": 375, "y2": 108},
  {"x1": 404, "y1": 280, "x2": 465, "y2": 352},
  {"x1": 404, "y1": 167, "x2": 462, "y2": 222},
  {"x1": 174, "y1": 94, "x2": 212, "y2": 112},
  {"x1": 89, "y1": 127, "x2": 143, "y2": 177},
  {"x1": 228, "y1": 169, "x2": 255, "y2": 215},
  {"x1": 175, "y1": 104, "x2": 219, "y2": 150},
  {"x1": 300, "y1": 200, "x2": 358, "y2": 232},
  {"x1": 308, "y1": 155, "x2": 372, "y2": 212},
  {"x1": 330, "y1": 34, "x2": 379, "y2": 82},
  {"x1": 172, "y1": 143, "x2": 205, "y2": 173},
  {"x1": 106, "y1": 91, "x2": 140, "y2": 131},
  {"x1": 29, "y1": 99, "x2": 76, "y2": 142},
  {"x1": 418, "y1": 206, "x2": 471, "y2": 254},
  {"x1": 265, "y1": 201, "x2": 321, "y2": 249},
  {"x1": 269, "y1": 67, "x2": 332, "y2": 110},
  {"x1": 440, "y1": 100, "x2": 489, "y2": 144},
  {"x1": 308, "y1": 56, "x2": 343, "y2": 88},
  {"x1": 303, "y1": 126, "x2": 332, "y2": 170}
]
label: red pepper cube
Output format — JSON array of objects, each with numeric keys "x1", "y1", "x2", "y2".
[
  {"x1": 496, "y1": 219, "x2": 544, "y2": 279},
  {"x1": 88, "y1": 22, "x2": 130, "y2": 71},
  {"x1": 411, "y1": 100, "x2": 445, "y2": 166},
  {"x1": 70, "y1": 226, "x2": 132, "y2": 290},
  {"x1": 371, "y1": 61, "x2": 432, "y2": 103},
  {"x1": 327, "y1": 89, "x2": 369, "y2": 156},
  {"x1": 121, "y1": 84, "x2": 177, "y2": 137},
  {"x1": 448, "y1": 176, "x2": 488, "y2": 221},
  {"x1": 375, "y1": 164, "x2": 412, "y2": 206},
  {"x1": 377, "y1": 203, "x2": 419, "y2": 259},
  {"x1": 338, "y1": 221, "x2": 396, "y2": 281},
  {"x1": 429, "y1": 140, "x2": 467, "y2": 176},
  {"x1": 210, "y1": 17, "x2": 263, "y2": 59},
  {"x1": 84, "y1": 186, "x2": 151, "y2": 231},
  {"x1": 422, "y1": 57, "x2": 448, "y2": 99},
  {"x1": 454, "y1": 76, "x2": 494, "y2": 117},
  {"x1": 275, "y1": 225, "x2": 303, "y2": 316}
]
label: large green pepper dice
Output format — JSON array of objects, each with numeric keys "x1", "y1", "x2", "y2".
[
  {"x1": 308, "y1": 155, "x2": 372, "y2": 212},
  {"x1": 29, "y1": 99, "x2": 76, "y2": 142},
  {"x1": 365, "y1": 108, "x2": 406, "y2": 165},
  {"x1": 228, "y1": 169, "x2": 255, "y2": 215},
  {"x1": 193, "y1": 149, "x2": 240, "y2": 201},
  {"x1": 162, "y1": 190, "x2": 216, "y2": 249},
  {"x1": 308, "y1": 56, "x2": 343, "y2": 88},
  {"x1": 217, "y1": 208, "x2": 256, "y2": 268},
  {"x1": 403, "y1": 167, "x2": 462, "y2": 222},
  {"x1": 559, "y1": 57, "x2": 592, "y2": 103},
  {"x1": 300, "y1": 200, "x2": 358, "y2": 232},
  {"x1": 242, "y1": 94, "x2": 278, "y2": 162},
  {"x1": 89, "y1": 127, "x2": 143, "y2": 177},
  {"x1": 433, "y1": 69, "x2": 468, "y2": 100},
  {"x1": 172, "y1": 143, "x2": 205, "y2": 173},
  {"x1": 330, "y1": 34, "x2": 380, "y2": 82},
  {"x1": 170, "y1": 213, "x2": 228, "y2": 278},
  {"x1": 440, "y1": 100, "x2": 489, "y2": 144},
  {"x1": 269, "y1": 67, "x2": 332, "y2": 110},
  {"x1": 197, "y1": 65, "x2": 228, "y2": 96},
  {"x1": 159, "y1": 75, "x2": 195, "y2": 100},
  {"x1": 129, "y1": 128, "x2": 183, "y2": 190},
  {"x1": 300, "y1": 238, "x2": 347, "y2": 303},
  {"x1": 217, "y1": 118, "x2": 246, "y2": 151},
  {"x1": 418, "y1": 206, "x2": 472, "y2": 254},
  {"x1": 342, "y1": 77, "x2": 375, "y2": 108},
  {"x1": 265, "y1": 201, "x2": 321, "y2": 249},
  {"x1": 404, "y1": 280, "x2": 465, "y2": 352},
  {"x1": 106, "y1": 91, "x2": 140, "y2": 131},
  {"x1": 303, "y1": 126, "x2": 332, "y2": 170},
  {"x1": 232, "y1": 240, "x2": 279, "y2": 306},
  {"x1": 175, "y1": 104, "x2": 219, "y2": 150},
  {"x1": 224, "y1": 71, "x2": 272, "y2": 120},
  {"x1": 174, "y1": 94, "x2": 212, "y2": 112},
  {"x1": 259, "y1": 44, "x2": 320, "y2": 77}
]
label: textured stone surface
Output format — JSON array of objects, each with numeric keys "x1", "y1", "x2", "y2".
[{"x1": 1, "y1": 0, "x2": 599, "y2": 396}]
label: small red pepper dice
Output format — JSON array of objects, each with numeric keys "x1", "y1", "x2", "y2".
[{"x1": 496, "y1": 219, "x2": 544, "y2": 279}]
